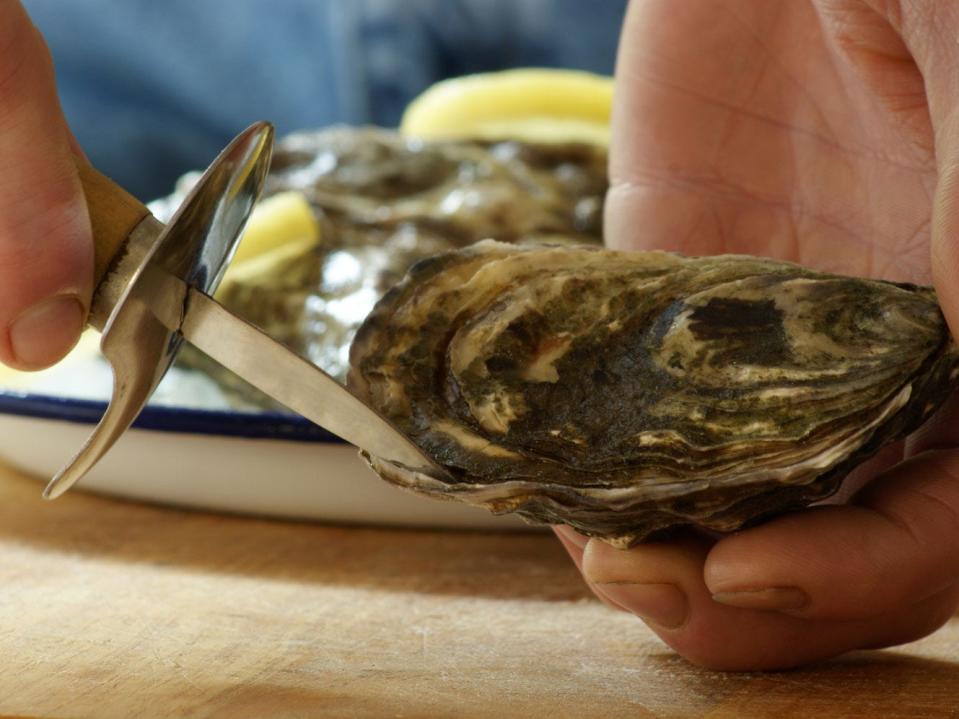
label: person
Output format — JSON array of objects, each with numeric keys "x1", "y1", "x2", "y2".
[{"x1": 2, "y1": 0, "x2": 957, "y2": 671}]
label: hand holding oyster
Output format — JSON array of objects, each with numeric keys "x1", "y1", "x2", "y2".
[{"x1": 349, "y1": 241, "x2": 959, "y2": 547}]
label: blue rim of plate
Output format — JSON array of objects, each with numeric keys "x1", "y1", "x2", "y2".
[{"x1": 0, "y1": 389, "x2": 339, "y2": 443}]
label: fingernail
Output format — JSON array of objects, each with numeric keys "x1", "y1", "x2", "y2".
[
  {"x1": 593, "y1": 582, "x2": 688, "y2": 629},
  {"x1": 9, "y1": 294, "x2": 85, "y2": 369},
  {"x1": 711, "y1": 586, "x2": 810, "y2": 612},
  {"x1": 553, "y1": 525, "x2": 589, "y2": 550}
]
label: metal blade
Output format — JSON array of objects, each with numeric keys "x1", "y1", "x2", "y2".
[
  {"x1": 180, "y1": 286, "x2": 442, "y2": 475},
  {"x1": 43, "y1": 122, "x2": 276, "y2": 501}
]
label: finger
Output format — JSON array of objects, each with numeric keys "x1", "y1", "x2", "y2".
[
  {"x1": 0, "y1": 2, "x2": 92, "y2": 369},
  {"x1": 552, "y1": 525, "x2": 586, "y2": 572},
  {"x1": 703, "y1": 449, "x2": 959, "y2": 622},
  {"x1": 605, "y1": 0, "x2": 742, "y2": 255},
  {"x1": 930, "y1": 117, "x2": 959, "y2": 340},
  {"x1": 887, "y1": 3, "x2": 959, "y2": 336},
  {"x1": 552, "y1": 526, "x2": 625, "y2": 612},
  {"x1": 582, "y1": 535, "x2": 959, "y2": 671},
  {"x1": 605, "y1": 0, "x2": 867, "y2": 269},
  {"x1": 859, "y1": 583, "x2": 959, "y2": 651}
]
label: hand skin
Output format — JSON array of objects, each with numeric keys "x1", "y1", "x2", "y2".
[
  {"x1": 552, "y1": 0, "x2": 959, "y2": 671},
  {"x1": 0, "y1": 1, "x2": 92, "y2": 370}
]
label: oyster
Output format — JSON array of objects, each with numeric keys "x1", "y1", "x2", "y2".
[{"x1": 348, "y1": 241, "x2": 959, "y2": 547}]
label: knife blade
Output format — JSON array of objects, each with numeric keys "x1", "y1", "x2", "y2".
[{"x1": 180, "y1": 282, "x2": 437, "y2": 475}]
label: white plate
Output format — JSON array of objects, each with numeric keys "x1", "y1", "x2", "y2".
[{"x1": 0, "y1": 333, "x2": 530, "y2": 531}]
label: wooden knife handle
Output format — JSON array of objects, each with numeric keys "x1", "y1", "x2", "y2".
[{"x1": 76, "y1": 161, "x2": 153, "y2": 287}]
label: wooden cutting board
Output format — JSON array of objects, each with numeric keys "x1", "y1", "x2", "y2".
[{"x1": 0, "y1": 461, "x2": 957, "y2": 718}]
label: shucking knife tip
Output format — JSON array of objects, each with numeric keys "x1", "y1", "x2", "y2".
[{"x1": 42, "y1": 474, "x2": 70, "y2": 500}]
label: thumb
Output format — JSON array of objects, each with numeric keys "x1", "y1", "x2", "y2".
[
  {"x1": 932, "y1": 126, "x2": 959, "y2": 336},
  {"x1": 894, "y1": 3, "x2": 959, "y2": 336},
  {"x1": 0, "y1": 2, "x2": 92, "y2": 370}
]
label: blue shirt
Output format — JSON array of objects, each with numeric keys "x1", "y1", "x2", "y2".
[{"x1": 24, "y1": 0, "x2": 626, "y2": 199}]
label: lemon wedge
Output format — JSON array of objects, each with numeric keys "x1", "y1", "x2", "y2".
[
  {"x1": 218, "y1": 236, "x2": 317, "y2": 292},
  {"x1": 400, "y1": 68, "x2": 613, "y2": 146},
  {"x1": 232, "y1": 190, "x2": 320, "y2": 265},
  {"x1": 217, "y1": 190, "x2": 321, "y2": 294}
]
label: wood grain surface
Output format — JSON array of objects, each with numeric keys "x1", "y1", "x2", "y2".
[{"x1": 0, "y1": 461, "x2": 958, "y2": 718}]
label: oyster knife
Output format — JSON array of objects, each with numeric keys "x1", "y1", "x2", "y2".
[{"x1": 43, "y1": 122, "x2": 444, "y2": 500}]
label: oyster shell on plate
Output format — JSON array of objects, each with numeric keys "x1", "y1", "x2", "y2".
[{"x1": 348, "y1": 241, "x2": 959, "y2": 547}]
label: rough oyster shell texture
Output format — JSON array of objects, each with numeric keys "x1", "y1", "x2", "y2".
[{"x1": 348, "y1": 241, "x2": 959, "y2": 547}]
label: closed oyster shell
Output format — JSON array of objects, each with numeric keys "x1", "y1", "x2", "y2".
[{"x1": 348, "y1": 241, "x2": 959, "y2": 547}]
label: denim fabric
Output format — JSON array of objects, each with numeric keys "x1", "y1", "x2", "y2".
[{"x1": 23, "y1": 0, "x2": 626, "y2": 199}]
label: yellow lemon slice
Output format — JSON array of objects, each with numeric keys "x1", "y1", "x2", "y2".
[
  {"x1": 217, "y1": 190, "x2": 321, "y2": 294},
  {"x1": 400, "y1": 68, "x2": 613, "y2": 146},
  {"x1": 232, "y1": 190, "x2": 320, "y2": 265}
]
